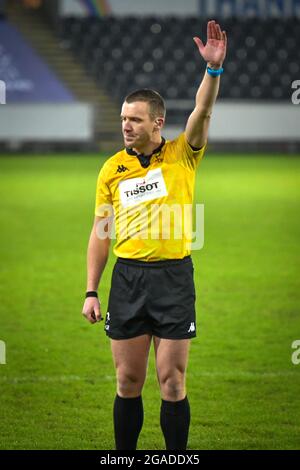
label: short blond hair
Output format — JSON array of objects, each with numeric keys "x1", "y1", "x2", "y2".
[{"x1": 125, "y1": 88, "x2": 166, "y2": 120}]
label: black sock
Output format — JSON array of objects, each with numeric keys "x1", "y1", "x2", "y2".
[
  {"x1": 160, "y1": 396, "x2": 190, "y2": 450},
  {"x1": 113, "y1": 394, "x2": 144, "y2": 450}
]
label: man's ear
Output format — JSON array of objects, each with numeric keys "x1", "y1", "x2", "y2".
[{"x1": 154, "y1": 117, "x2": 164, "y2": 130}]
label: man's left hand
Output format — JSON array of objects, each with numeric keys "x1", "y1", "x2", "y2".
[{"x1": 193, "y1": 20, "x2": 227, "y2": 69}]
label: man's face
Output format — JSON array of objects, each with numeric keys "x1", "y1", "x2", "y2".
[{"x1": 121, "y1": 101, "x2": 163, "y2": 150}]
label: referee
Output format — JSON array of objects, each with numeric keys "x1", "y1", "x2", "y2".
[{"x1": 82, "y1": 20, "x2": 227, "y2": 450}]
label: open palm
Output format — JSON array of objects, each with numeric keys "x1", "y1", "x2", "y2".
[{"x1": 193, "y1": 20, "x2": 227, "y2": 68}]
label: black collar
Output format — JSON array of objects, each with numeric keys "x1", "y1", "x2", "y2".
[{"x1": 126, "y1": 137, "x2": 165, "y2": 168}]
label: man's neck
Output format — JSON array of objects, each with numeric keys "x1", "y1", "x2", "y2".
[{"x1": 132, "y1": 136, "x2": 162, "y2": 156}]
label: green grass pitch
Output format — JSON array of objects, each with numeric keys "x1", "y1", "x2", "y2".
[{"x1": 0, "y1": 152, "x2": 299, "y2": 450}]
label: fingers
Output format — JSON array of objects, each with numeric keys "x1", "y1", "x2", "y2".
[
  {"x1": 207, "y1": 20, "x2": 225, "y2": 42},
  {"x1": 197, "y1": 20, "x2": 226, "y2": 49},
  {"x1": 83, "y1": 311, "x2": 97, "y2": 324},
  {"x1": 93, "y1": 304, "x2": 102, "y2": 322},
  {"x1": 193, "y1": 36, "x2": 204, "y2": 53},
  {"x1": 82, "y1": 309, "x2": 97, "y2": 324},
  {"x1": 82, "y1": 298, "x2": 103, "y2": 324},
  {"x1": 208, "y1": 20, "x2": 216, "y2": 40},
  {"x1": 215, "y1": 23, "x2": 222, "y2": 41}
]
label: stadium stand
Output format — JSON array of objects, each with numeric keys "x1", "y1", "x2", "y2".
[
  {"x1": 58, "y1": 15, "x2": 300, "y2": 123},
  {"x1": 2, "y1": 0, "x2": 300, "y2": 152}
]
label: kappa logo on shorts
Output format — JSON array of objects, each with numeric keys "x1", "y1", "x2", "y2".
[
  {"x1": 105, "y1": 312, "x2": 110, "y2": 331},
  {"x1": 188, "y1": 322, "x2": 195, "y2": 333},
  {"x1": 119, "y1": 168, "x2": 168, "y2": 208}
]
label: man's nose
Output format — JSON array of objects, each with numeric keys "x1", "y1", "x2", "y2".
[{"x1": 123, "y1": 121, "x2": 132, "y2": 132}]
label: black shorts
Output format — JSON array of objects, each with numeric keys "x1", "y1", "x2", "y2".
[{"x1": 105, "y1": 256, "x2": 196, "y2": 340}]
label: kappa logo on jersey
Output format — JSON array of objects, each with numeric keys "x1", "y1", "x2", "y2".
[
  {"x1": 116, "y1": 165, "x2": 129, "y2": 174},
  {"x1": 154, "y1": 152, "x2": 163, "y2": 163},
  {"x1": 119, "y1": 168, "x2": 168, "y2": 208}
]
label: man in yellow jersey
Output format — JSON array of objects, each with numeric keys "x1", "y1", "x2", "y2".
[{"x1": 82, "y1": 20, "x2": 227, "y2": 450}]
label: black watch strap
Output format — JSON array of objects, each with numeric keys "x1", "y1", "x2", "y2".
[{"x1": 85, "y1": 291, "x2": 98, "y2": 298}]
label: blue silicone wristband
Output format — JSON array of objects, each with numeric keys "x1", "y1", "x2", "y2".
[{"x1": 207, "y1": 66, "x2": 224, "y2": 77}]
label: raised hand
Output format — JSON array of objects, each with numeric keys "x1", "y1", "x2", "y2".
[{"x1": 193, "y1": 20, "x2": 227, "y2": 69}]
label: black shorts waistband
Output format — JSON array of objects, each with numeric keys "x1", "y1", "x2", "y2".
[{"x1": 116, "y1": 255, "x2": 191, "y2": 269}]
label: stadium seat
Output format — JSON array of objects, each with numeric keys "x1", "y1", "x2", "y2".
[{"x1": 58, "y1": 15, "x2": 300, "y2": 123}]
